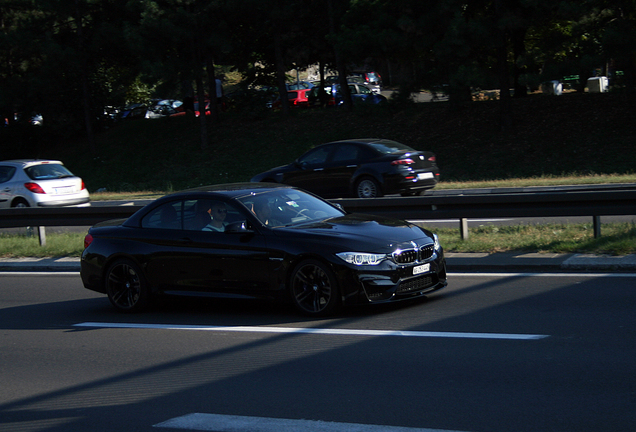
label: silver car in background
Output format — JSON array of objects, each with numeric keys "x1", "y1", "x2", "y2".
[{"x1": 0, "y1": 159, "x2": 90, "y2": 208}]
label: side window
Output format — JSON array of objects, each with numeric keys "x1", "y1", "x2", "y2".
[
  {"x1": 298, "y1": 146, "x2": 331, "y2": 165},
  {"x1": 184, "y1": 199, "x2": 244, "y2": 232},
  {"x1": 356, "y1": 146, "x2": 375, "y2": 162},
  {"x1": 141, "y1": 201, "x2": 183, "y2": 230},
  {"x1": 0, "y1": 166, "x2": 16, "y2": 183},
  {"x1": 332, "y1": 144, "x2": 359, "y2": 162}
]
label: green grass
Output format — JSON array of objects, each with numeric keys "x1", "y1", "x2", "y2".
[
  {"x1": 433, "y1": 222, "x2": 636, "y2": 256},
  {"x1": 1, "y1": 221, "x2": 634, "y2": 258},
  {"x1": 0, "y1": 232, "x2": 86, "y2": 258}
]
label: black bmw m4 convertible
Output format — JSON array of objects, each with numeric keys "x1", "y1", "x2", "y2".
[{"x1": 81, "y1": 183, "x2": 447, "y2": 316}]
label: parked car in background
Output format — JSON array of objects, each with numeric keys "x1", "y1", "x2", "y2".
[
  {"x1": 307, "y1": 85, "x2": 336, "y2": 107},
  {"x1": 335, "y1": 83, "x2": 387, "y2": 105},
  {"x1": 0, "y1": 159, "x2": 90, "y2": 208},
  {"x1": 350, "y1": 70, "x2": 383, "y2": 93},
  {"x1": 146, "y1": 99, "x2": 183, "y2": 118},
  {"x1": 80, "y1": 183, "x2": 447, "y2": 316},
  {"x1": 250, "y1": 138, "x2": 440, "y2": 198},
  {"x1": 307, "y1": 83, "x2": 386, "y2": 107},
  {"x1": 287, "y1": 81, "x2": 315, "y2": 90},
  {"x1": 118, "y1": 103, "x2": 148, "y2": 120},
  {"x1": 271, "y1": 89, "x2": 311, "y2": 109},
  {"x1": 170, "y1": 100, "x2": 211, "y2": 117}
]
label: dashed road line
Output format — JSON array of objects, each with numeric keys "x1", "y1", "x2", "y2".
[
  {"x1": 153, "y1": 413, "x2": 471, "y2": 432},
  {"x1": 74, "y1": 322, "x2": 549, "y2": 340}
]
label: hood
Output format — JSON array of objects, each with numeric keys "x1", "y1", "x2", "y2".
[{"x1": 275, "y1": 213, "x2": 433, "y2": 252}]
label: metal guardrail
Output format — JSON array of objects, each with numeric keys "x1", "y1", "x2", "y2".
[{"x1": 1, "y1": 188, "x2": 635, "y2": 244}]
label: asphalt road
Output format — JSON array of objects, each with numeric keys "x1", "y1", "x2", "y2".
[{"x1": 1, "y1": 272, "x2": 635, "y2": 432}]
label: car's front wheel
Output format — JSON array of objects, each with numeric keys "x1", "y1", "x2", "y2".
[
  {"x1": 105, "y1": 259, "x2": 150, "y2": 313},
  {"x1": 290, "y1": 259, "x2": 340, "y2": 316},
  {"x1": 355, "y1": 177, "x2": 382, "y2": 198}
]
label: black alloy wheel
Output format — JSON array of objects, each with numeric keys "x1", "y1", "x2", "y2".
[
  {"x1": 105, "y1": 259, "x2": 150, "y2": 313},
  {"x1": 355, "y1": 177, "x2": 382, "y2": 198},
  {"x1": 290, "y1": 259, "x2": 340, "y2": 316}
]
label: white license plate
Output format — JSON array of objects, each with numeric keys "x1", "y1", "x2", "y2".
[
  {"x1": 412, "y1": 263, "x2": 430, "y2": 275},
  {"x1": 54, "y1": 187, "x2": 74, "y2": 195},
  {"x1": 417, "y1": 172, "x2": 434, "y2": 180}
]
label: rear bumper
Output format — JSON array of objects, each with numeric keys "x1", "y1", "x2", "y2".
[{"x1": 36, "y1": 197, "x2": 91, "y2": 207}]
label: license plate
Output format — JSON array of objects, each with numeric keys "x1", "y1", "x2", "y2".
[
  {"x1": 417, "y1": 172, "x2": 434, "y2": 180},
  {"x1": 54, "y1": 187, "x2": 73, "y2": 195},
  {"x1": 412, "y1": 263, "x2": 430, "y2": 275}
]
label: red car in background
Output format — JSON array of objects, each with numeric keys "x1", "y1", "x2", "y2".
[{"x1": 271, "y1": 89, "x2": 311, "y2": 109}]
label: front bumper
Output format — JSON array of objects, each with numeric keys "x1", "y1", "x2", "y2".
[{"x1": 338, "y1": 254, "x2": 447, "y2": 305}]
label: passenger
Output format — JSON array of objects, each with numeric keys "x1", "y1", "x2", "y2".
[{"x1": 203, "y1": 203, "x2": 228, "y2": 232}]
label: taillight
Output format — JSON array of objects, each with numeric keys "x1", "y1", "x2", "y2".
[
  {"x1": 428, "y1": 156, "x2": 436, "y2": 162},
  {"x1": 81, "y1": 180, "x2": 86, "y2": 190},
  {"x1": 24, "y1": 182, "x2": 46, "y2": 194},
  {"x1": 84, "y1": 234, "x2": 93, "y2": 249},
  {"x1": 391, "y1": 159, "x2": 414, "y2": 166}
]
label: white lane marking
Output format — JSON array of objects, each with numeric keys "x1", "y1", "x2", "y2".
[
  {"x1": 0, "y1": 272, "x2": 80, "y2": 276},
  {"x1": 74, "y1": 322, "x2": 548, "y2": 340},
  {"x1": 153, "y1": 413, "x2": 470, "y2": 432},
  {"x1": 3, "y1": 272, "x2": 635, "y2": 278},
  {"x1": 451, "y1": 272, "x2": 636, "y2": 278}
]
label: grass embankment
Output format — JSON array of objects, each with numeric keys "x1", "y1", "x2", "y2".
[
  {"x1": 1, "y1": 91, "x2": 634, "y2": 257},
  {"x1": 3, "y1": 221, "x2": 635, "y2": 258}
]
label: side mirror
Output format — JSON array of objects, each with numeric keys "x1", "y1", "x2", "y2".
[{"x1": 225, "y1": 221, "x2": 253, "y2": 233}]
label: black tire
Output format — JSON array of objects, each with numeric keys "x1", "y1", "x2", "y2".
[
  {"x1": 355, "y1": 177, "x2": 382, "y2": 198},
  {"x1": 105, "y1": 259, "x2": 150, "y2": 313},
  {"x1": 290, "y1": 259, "x2": 340, "y2": 316},
  {"x1": 11, "y1": 199, "x2": 29, "y2": 208}
]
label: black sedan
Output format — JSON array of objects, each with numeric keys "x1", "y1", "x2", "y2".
[
  {"x1": 81, "y1": 183, "x2": 447, "y2": 317},
  {"x1": 250, "y1": 139, "x2": 439, "y2": 198}
]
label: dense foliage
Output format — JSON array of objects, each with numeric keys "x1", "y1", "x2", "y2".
[{"x1": 1, "y1": 0, "x2": 635, "y2": 146}]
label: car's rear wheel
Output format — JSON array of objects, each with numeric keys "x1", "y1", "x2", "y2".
[
  {"x1": 290, "y1": 259, "x2": 340, "y2": 316},
  {"x1": 105, "y1": 259, "x2": 150, "y2": 313},
  {"x1": 11, "y1": 199, "x2": 29, "y2": 208},
  {"x1": 355, "y1": 177, "x2": 382, "y2": 198}
]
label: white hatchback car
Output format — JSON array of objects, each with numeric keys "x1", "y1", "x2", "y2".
[{"x1": 0, "y1": 159, "x2": 90, "y2": 208}]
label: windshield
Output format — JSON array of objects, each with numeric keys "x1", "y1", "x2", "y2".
[
  {"x1": 237, "y1": 189, "x2": 344, "y2": 227},
  {"x1": 24, "y1": 163, "x2": 74, "y2": 180},
  {"x1": 367, "y1": 140, "x2": 416, "y2": 155}
]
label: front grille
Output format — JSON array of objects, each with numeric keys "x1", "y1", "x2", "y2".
[
  {"x1": 420, "y1": 244, "x2": 434, "y2": 260},
  {"x1": 392, "y1": 244, "x2": 435, "y2": 264},
  {"x1": 397, "y1": 275, "x2": 434, "y2": 293},
  {"x1": 394, "y1": 249, "x2": 418, "y2": 264}
]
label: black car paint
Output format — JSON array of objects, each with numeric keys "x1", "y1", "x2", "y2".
[
  {"x1": 250, "y1": 139, "x2": 439, "y2": 198},
  {"x1": 81, "y1": 183, "x2": 447, "y2": 315}
]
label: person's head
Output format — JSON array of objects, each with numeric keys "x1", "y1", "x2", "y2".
[
  {"x1": 210, "y1": 203, "x2": 227, "y2": 221},
  {"x1": 254, "y1": 200, "x2": 271, "y2": 221}
]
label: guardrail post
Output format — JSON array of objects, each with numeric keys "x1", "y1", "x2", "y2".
[
  {"x1": 38, "y1": 226, "x2": 46, "y2": 246},
  {"x1": 460, "y1": 218, "x2": 469, "y2": 240},
  {"x1": 593, "y1": 216, "x2": 601, "y2": 238}
]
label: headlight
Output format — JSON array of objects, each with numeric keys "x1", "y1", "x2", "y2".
[
  {"x1": 336, "y1": 252, "x2": 387, "y2": 266},
  {"x1": 433, "y1": 234, "x2": 441, "y2": 251}
]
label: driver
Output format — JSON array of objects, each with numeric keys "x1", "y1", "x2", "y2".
[{"x1": 253, "y1": 200, "x2": 283, "y2": 227}]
